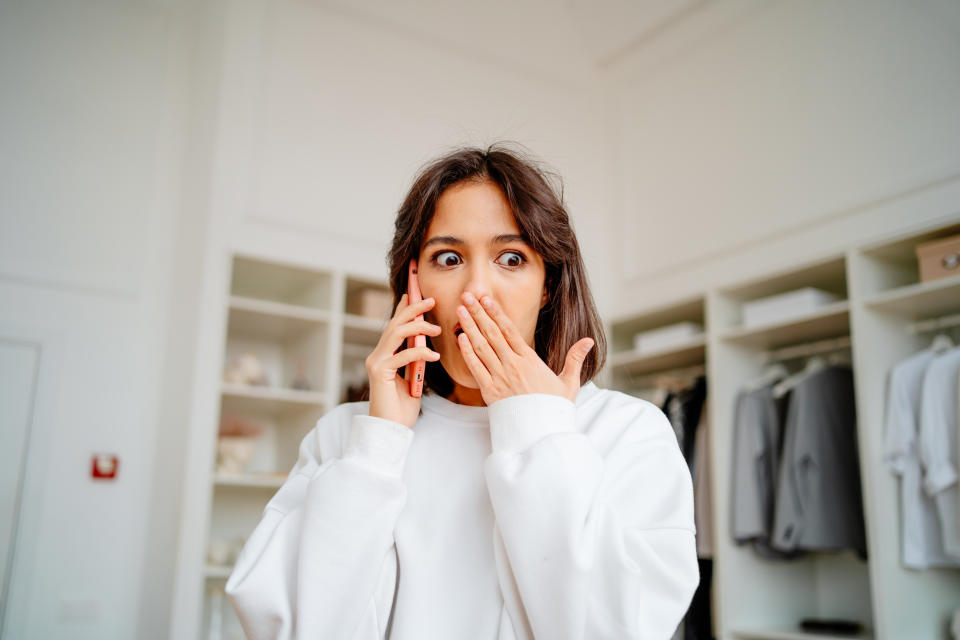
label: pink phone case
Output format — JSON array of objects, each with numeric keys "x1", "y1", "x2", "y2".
[{"x1": 407, "y1": 259, "x2": 426, "y2": 398}]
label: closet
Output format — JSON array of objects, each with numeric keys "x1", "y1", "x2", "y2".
[{"x1": 607, "y1": 219, "x2": 960, "y2": 640}]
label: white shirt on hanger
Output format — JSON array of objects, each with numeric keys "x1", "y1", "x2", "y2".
[
  {"x1": 885, "y1": 349, "x2": 960, "y2": 568},
  {"x1": 918, "y1": 346, "x2": 960, "y2": 558}
]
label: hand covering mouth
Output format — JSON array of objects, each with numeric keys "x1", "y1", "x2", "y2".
[{"x1": 454, "y1": 322, "x2": 464, "y2": 337}]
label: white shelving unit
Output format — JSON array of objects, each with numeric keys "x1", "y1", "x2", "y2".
[
  {"x1": 607, "y1": 297, "x2": 707, "y2": 395},
  {"x1": 606, "y1": 220, "x2": 960, "y2": 640},
  {"x1": 193, "y1": 255, "x2": 391, "y2": 640},
  {"x1": 847, "y1": 222, "x2": 960, "y2": 640}
]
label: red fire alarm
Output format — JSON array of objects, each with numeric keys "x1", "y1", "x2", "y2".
[{"x1": 91, "y1": 454, "x2": 119, "y2": 480}]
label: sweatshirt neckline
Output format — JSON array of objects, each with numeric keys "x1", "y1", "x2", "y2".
[{"x1": 420, "y1": 381, "x2": 600, "y2": 426}]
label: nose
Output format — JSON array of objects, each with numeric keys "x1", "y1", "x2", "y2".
[{"x1": 463, "y1": 260, "x2": 494, "y2": 303}]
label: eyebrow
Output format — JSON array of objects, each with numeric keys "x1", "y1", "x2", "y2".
[{"x1": 422, "y1": 234, "x2": 527, "y2": 251}]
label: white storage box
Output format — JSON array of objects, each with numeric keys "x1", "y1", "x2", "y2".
[
  {"x1": 742, "y1": 287, "x2": 840, "y2": 327},
  {"x1": 632, "y1": 322, "x2": 703, "y2": 354}
]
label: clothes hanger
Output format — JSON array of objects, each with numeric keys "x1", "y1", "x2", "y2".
[
  {"x1": 772, "y1": 355, "x2": 827, "y2": 399},
  {"x1": 743, "y1": 362, "x2": 789, "y2": 392},
  {"x1": 930, "y1": 331, "x2": 955, "y2": 354}
]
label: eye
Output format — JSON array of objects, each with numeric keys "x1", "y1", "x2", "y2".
[
  {"x1": 496, "y1": 251, "x2": 526, "y2": 268},
  {"x1": 432, "y1": 251, "x2": 462, "y2": 267}
]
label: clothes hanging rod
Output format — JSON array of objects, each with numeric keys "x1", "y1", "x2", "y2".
[
  {"x1": 907, "y1": 312, "x2": 960, "y2": 335},
  {"x1": 763, "y1": 335, "x2": 851, "y2": 363}
]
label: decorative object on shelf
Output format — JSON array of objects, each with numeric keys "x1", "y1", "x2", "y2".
[
  {"x1": 742, "y1": 287, "x2": 840, "y2": 327},
  {"x1": 207, "y1": 535, "x2": 248, "y2": 567},
  {"x1": 216, "y1": 437, "x2": 256, "y2": 475},
  {"x1": 632, "y1": 322, "x2": 703, "y2": 354},
  {"x1": 207, "y1": 538, "x2": 232, "y2": 567},
  {"x1": 348, "y1": 287, "x2": 394, "y2": 319},
  {"x1": 216, "y1": 415, "x2": 262, "y2": 474},
  {"x1": 223, "y1": 352, "x2": 269, "y2": 386},
  {"x1": 291, "y1": 357, "x2": 312, "y2": 391},
  {"x1": 916, "y1": 233, "x2": 960, "y2": 282}
]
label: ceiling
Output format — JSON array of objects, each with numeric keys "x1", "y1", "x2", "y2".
[{"x1": 316, "y1": 0, "x2": 707, "y2": 79}]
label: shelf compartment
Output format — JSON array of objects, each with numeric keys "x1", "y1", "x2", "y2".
[
  {"x1": 855, "y1": 222, "x2": 960, "y2": 296},
  {"x1": 732, "y1": 627, "x2": 872, "y2": 640},
  {"x1": 221, "y1": 383, "x2": 327, "y2": 415},
  {"x1": 861, "y1": 273, "x2": 960, "y2": 320},
  {"x1": 345, "y1": 277, "x2": 393, "y2": 318},
  {"x1": 342, "y1": 342, "x2": 374, "y2": 360},
  {"x1": 713, "y1": 256, "x2": 848, "y2": 333},
  {"x1": 213, "y1": 472, "x2": 287, "y2": 489},
  {"x1": 231, "y1": 256, "x2": 333, "y2": 310},
  {"x1": 209, "y1": 483, "x2": 279, "y2": 545},
  {"x1": 228, "y1": 296, "x2": 331, "y2": 341},
  {"x1": 204, "y1": 564, "x2": 233, "y2": 579},
  {"x1": 609, "y1": 336, "x2": 706, "y2": 378},
  {"x1": 343, "y1": 313, "x2": 387, "y2": 344},
  {"x1": 609, "y1": 297, "x2": 705, "y2": 353},
  {"x1": 717, "y1": 300, "x2": 850, "y2": 350}
]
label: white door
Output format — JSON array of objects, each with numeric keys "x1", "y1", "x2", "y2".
[{"x1": 0, "y1": 339, "x2": 40, "y2": 628}]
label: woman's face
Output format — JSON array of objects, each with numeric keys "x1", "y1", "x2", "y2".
[{"x1": 417, "y1": 179, "x2": 547, "y2": 389}]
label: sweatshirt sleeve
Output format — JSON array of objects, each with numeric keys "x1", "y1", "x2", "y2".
[
  {"x1": 225, "y1": 408, "x2": 413, "y2": 640},
  {"x1": 484, "y1": 393, "x2": 699, "y2": 640}
]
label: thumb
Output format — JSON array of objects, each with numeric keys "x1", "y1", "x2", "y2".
[{"x1": 560, "y1": 337, "x2": 595, "y2": 387}]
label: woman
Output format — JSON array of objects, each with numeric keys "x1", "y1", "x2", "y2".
[{"x1": 226, "y1": 144, "x2": 699, "y2": 639}]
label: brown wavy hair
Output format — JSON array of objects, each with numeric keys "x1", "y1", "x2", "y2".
[{"x1": 386, "y1": 143, "x2": 607, "y2": 398}]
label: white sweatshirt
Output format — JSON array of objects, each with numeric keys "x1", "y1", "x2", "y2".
[{"x1": 226, "y1": 381, "x2": 699, "y2": 640}]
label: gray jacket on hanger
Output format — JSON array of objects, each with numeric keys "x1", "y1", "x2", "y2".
[{"x1": 771, "y1": 365, "x2": 867, "y2": 557}]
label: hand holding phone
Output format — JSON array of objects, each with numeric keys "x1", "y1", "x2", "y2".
[
  {"x1": 406, "y1": 259, "x2": 427, "y2": 398},
  {"x1": 365, "y1": 259, "x2": 439, "y2": 427}
]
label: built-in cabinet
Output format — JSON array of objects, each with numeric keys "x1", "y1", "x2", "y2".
[
  {"x1": 607, "y1": 219, "x2": 960, "y2": 640},
  {"x1": 198, "y1": 255, "x2": 390, "y2": 640}
]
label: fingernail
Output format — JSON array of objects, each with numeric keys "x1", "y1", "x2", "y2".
[
  {"x1": 481, "y1": 296, "x2": 492, "y2": 307},
  {"x1": 463, "y1": 292, "x2": 476, "y2": 305},
  {"x1": 457, "y1": 306, "x2": 468, "y2": 318}
]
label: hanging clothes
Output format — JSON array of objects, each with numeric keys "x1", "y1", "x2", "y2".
[
  {"x1": 917, "y1": 346, "x2": 960, "y2": 558},
  {"x1": 884, "y1": 348, "x2": 960, "y2": 568},
  {"x1": 771, "y1": 365, "x2": 867, "y2": 558},
  {"x1": 730, "y1": 383, "x2": 797, "y2": 559},
  {"x1": 685, "y1": 399, "x2": 714, "y2": 640},
  {"x1": 661, "y1": 375, "x2": 711, "y2": 640},
  {"x1": 661, "y1": 376, "x2": 707, "y2": 470},
  {"x1": 693, "y1": 399, "x2": 714, "y2": 559}
]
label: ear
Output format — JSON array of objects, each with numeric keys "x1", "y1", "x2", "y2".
[{"x1": 540, "y1": 286, "x2": 550, "y2": 310}]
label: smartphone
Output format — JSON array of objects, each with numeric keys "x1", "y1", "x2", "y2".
[{"x1": 406, "y1": 258, "x2": 427, "y2": 398}]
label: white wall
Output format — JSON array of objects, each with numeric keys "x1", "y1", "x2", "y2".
[
  {"x1": 0, "y1": 0, "x2": 198, "y2": 638},
  {"x1": 222, "y1": 0, "x2": 613, "y2": 305},
  {"x1": 602, "y1": 0, "x2": 960, "y2": 317}
]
